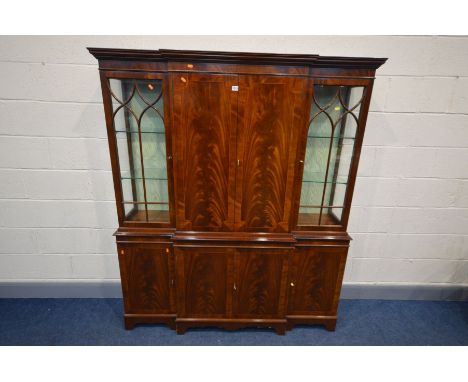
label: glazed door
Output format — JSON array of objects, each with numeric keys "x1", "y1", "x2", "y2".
[
  {"x1": 288, "y1": 246, "x2": 347, "y2": 315},
  {"x1": 294, "y1": 81, "x2": 371, "y2": 230},
  {"x1": 103, "y1": 74, "x2": 174, "y2": 227},
  {"x1": 118, "y1": 244, "x2": 175, "y2": 314},
  {"x1": 235, "y1": 75, "x2": 308, "y2": 232},
  {"x1": 233, "y1": 248, "x2": 289, "y2": 318},
  {"x1": 171, "y1": 73, "x2": 238, "y2": 231},
  {"x1": 175, "y1": 247, "x2": 234, "y2": 318}
]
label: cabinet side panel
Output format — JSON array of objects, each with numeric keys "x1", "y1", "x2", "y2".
[{"x1": 99, "y1": 72, "x2": 126, "y2": 224}]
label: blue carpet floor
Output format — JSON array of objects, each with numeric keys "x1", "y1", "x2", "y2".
[{"x1": 0, "y1": 299, "x2": 466, "y2": 345}]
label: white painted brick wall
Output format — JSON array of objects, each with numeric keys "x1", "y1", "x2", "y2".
[
  {"x1": 0, "y1": 101, "x2": 106, "y2": 138},
  {"x1": 0, "y1": 36, "x2": 467, "y2": 290}
]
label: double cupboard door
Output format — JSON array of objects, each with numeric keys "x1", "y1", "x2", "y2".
[
  {"x1": 171, "y1": 73, "x2": 309, "y2": 232},
  {"x1": 175, "y1": 246, "x2": 290, "y2": 319}
]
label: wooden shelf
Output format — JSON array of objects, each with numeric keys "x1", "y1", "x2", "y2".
[
  {"x1": 125, "y1": 209, "x2": 170, "y2": 223},
  {"x1": 297, "y1": 212, "x2": 341, "y2": 226}
]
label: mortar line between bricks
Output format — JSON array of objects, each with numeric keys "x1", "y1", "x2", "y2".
[
  {"x1": 350, "y1": 257, "x2": 468, "y2": 261},
  {"x1": 0, "y1": 198, "x2": 116, "y2": 202},
  {"x1": 0, "y1": 134, "x2": 108, "y2": 140},
  {"x1": 344, "y1": 281, "x2": 468, "y2": 285},
  {"x1": 1, "y1": 169, "x2": 467, "y2": 181},
  {"x1": 0, "y1": 60, "x2": 98, "y2": 67},
  {"x1": 369, "y1": 110, "x2": 468, "y2": 116},
  {"x1": 377, "y1": 74, "x2": 468, "y2": 79},
  {"x1": 0, "y1": 254, "x2": 122, "y2": 257},
  {"x1": 0, "y1": 133, "x2": 107, "y2": 141},
  {"x1": 0, "y1": 168, "x2": 112, "y2": 173},
  {"x1": 1, "y1": 227, "x2": 466, "y2": 237},
  {"x1": 1, "y1": 198, "x2": 468, "y2": 207},
  {"x1": 2, "y1": 58, "x2": 468, "y2": 78},
  {"x1": 2, "y1": 136, "x2": 468, "y2": 150},
  {"x1": 1, "y1": 228, "x2": 465, "y2": 233},
  {"x1": 0, "y1": 98, "x2": 102, "y2": 105},
  {"x1": 2, "y1": 98, "x2": 468, "y2": 116},
  {"x1": 1, "y1": 169, "x2": 467, "y2": 182},
  {"x1": 369, "y1": 110, "x2": 468, "y2": 115},
  {"x1": 0, "y1": 254, "x2": 466, "y2": 262},
  {"x1": 0, "y1": 167, "x2": 112, "y2": 171},
  {"x1": 0, "y1": 227, "x2": 115, "y2": 231},
  {"x1": 349, "y1": 233, "x2": 468, "y2": 236}
]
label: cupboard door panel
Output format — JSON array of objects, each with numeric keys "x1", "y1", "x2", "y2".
[
  {"x1": 176, "y1": 247, "x2": 233, "y2": 317},
  {"x1": 235, "y1": 76, "x2": 308, "y2": 232},
  {"x1": 172, "y1": 73, "x2": 238, "y2": 231},
  {"x1": 288, "y1": 247, "x2": 347, "y2": 315},
  {"x1": 234, "y1": 248, "x2": 289, "y2": 318},
  {"x1": 119, "y1": 244, "x2": 174, "y2": 314}
]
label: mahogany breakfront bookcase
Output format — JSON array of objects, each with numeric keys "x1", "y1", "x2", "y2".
[{"x1": 89, "y1": 48, "x2": 386, "y2": 334}]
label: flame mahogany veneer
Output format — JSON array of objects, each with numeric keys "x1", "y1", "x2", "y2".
[{"x1": 89, "y1": 48, "x2": 386, "y2": 335}]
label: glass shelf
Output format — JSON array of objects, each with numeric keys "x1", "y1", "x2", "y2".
[
  {"x1": 115, "y1": 130, "x2": 165, "y2": 134},
  {"x1": 121, "y1": 176, "x2": 168, "y2": 181},
  {"x1": 302, "y1": 179, "x2": 348, "y2": 185},
  {"x1": 308, "y1": 135, "x2": 355, "y2": 140},
  {"x1": 120, "y1": 167, "x2": 168, "y2": 180}
]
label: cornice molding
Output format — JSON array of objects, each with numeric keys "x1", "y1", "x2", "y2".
[{"x1": 88, "y1": 47, "x2": 387, "y2": 70}]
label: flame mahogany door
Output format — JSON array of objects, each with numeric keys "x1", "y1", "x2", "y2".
[
  {"x1": 234, "y1": 75, "x2": 309, "y2": 232},
  {"x1": 288, "y1": 246, "x2": 347, "y2": 316},
  {"x1": 118, "y1": 243, "x2": 175, "y2": 315},
  {"x1": 171, "y1": 73, "x2": 238, "y2": 231},
  {"x1": 175, "y1": 247, "x2": 234, "y2": 318},
  {"x1": 233, "y1": 248, "x2": 290, "y2": 319}
]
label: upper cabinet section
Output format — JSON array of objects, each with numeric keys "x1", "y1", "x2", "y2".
[{"x1": 90, "y1": 48, "x2": 386, "y2": 232}]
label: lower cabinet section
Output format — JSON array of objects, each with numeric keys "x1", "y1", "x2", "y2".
[{"x1": 117, "y1": 241, "x2": 348, "y2": 334}]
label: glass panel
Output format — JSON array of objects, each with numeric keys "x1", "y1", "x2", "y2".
[
  {"x1": 109, "y1": 78, "x2": 169, "y2": 223},
  {"x1": 298, "y1": 85, "x2": 364, "y2": 227}
]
